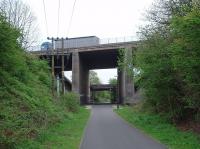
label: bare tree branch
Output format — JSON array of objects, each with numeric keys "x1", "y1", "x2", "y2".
[{"x1": 0, "y1": 0, "x2": 39, "y2": 50}]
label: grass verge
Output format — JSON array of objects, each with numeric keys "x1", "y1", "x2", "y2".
[
  {"x1": 115, "y1": 106, "x2": 200, "y2": 149},
  {"x1": 17, "y1": 107, "x2": 90, "y2": 149}
]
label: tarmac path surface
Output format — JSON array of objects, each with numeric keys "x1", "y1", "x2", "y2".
[{"x1": 80, "y1": 105, "x2": 166, "y2": 149}]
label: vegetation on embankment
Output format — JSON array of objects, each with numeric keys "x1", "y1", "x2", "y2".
[
  {"x1": 116, "y1": 106, "x2": 200, "y2": 149},
  {"x1": 0, "y1": 15, "x2": 89, "y2": 148},
  {"x1": 117, "y1": 1, "x2": 200, "y2": 147},
  {"x1": 17, "y1": 108, "x2": 90, "y2": 149},
  {"x1": 119, "y1": 0, "x2": 200, "y2": 124}
]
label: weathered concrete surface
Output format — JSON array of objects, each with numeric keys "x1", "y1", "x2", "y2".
[
  {"x1": 80, "y1": 105, "x2": 166, "y2": 149},
  {"x1": 117, "y1": 68, "x2": 125, "y2": 104},
  {"x1": 79, "y1": 56, "x2": 90, "y2": 104},
  {"x1": 72, "y1": 50, "x2": 80, "y2": 94},
  {"x1": 124, "y1": 47, "x2": 135, "y2": 103}
]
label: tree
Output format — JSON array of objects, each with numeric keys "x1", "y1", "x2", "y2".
[
  {"x1": 109, "y1": 78, "x2": 117, "y2": 103},
  {"x1": 0, "y1": 0, "x2": 39, "y2": 49},
  {"x1": 89, "y1": 70, "x2": 100, "y2": 84},
  {"x1": 109, "y1": 78, "x2": 117, "y2": 85},
  {"x1": 146, "y1": 0, "x2": 192, "y2": 25},
  {"x1": 89, "y1": 70, "x2": 100, "y2": 102},
  {"x1": 0, "y1": 15, "x2": 27, "y2": 77},
  {"x1": 135, "y1": 0, "x2": 200, "y2": 122},
  {"x1": 169, "y1": 4, "x2": 200, "y2": 117},
  {"x1": 89, "y1": 71, "x2": 113, "y2": 103}
]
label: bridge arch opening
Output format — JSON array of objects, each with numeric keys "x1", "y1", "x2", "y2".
[
  {"x1": 90, "y1": 85, "x2": 117, "y2": 104},
  {"x1": 89, "y1": 69, "x2": 117, "y2": 104}
]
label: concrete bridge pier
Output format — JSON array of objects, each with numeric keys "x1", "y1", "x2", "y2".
[
  {"x1": 124, "y1": 47, "x2": 135, "y2": 103},
  {"x1": 79, "y1": 63, "x2": 90, "y2": 104},
  {"x1": 124, "y1": 70, "x2": 135, "y2": 103},
  {"x1": 117, "y1": 47, "x2": 135, "y2": 104},
  {"x1": 117, "y1": 68, "x2": 125, "y2": 104},
  {"x1": 56, "y1": 75, "x2": 60, "y2": 96},
  {"x1": 72, "y1": 50, "x2": 90, "y2": 104},
  {"x1": 72, "y1": 50, "x2": 80, "y2": 94}
]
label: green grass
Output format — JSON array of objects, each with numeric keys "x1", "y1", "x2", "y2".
[
  {"x1": 116, "y1": 106, "x2": 200, "y2": 149},
  {"x1": 17, "y1": 107, "x2": 90, "y2": 149}
]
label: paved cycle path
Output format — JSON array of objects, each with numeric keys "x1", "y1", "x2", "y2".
[{"x1": 80, "y1": 105, "x2": 166, "y2": 149}]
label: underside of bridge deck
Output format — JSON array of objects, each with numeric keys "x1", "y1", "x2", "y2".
[{"x1": 79, "y1": 49, "x2": 118, "y2": 69}]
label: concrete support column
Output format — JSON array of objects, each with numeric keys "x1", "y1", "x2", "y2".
[
  {"x1": 86, "y1": 70, "x2": 90, "y2": 103},
  {"x1": 72, "y1": 50, "x2": 90, "y2": 104},
  {"x1": 124, "y1": 47, "x2": 135, "y2": 103},
  {"x1": 56, "y1": 75, "x2": 60, "y2": 96},
  {"x1": 79, "y1": 68, "x2": 90, "y2": 104},
  {"x1": 117, "y1": 68, "x2": 125, "y2": 104},
  {"x1": 72, "y1": 50, "x2": 80, "y2": 94},
  {"x1": 124, "y1": 71, "x2": 135, "y2": 103}
]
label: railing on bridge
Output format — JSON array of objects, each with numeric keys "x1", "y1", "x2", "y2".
[{"x1": 100, "y1": 36, "x2": 137, "y2": 44}]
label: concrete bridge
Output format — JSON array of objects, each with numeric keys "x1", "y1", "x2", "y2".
[
  {"x1": 90, "y1": 84, "x2": 117, "y2": 104},
  {"x1": 34, "y1": 38, "x2": 137, "y2": 104},
  {"x1": 90, "y1": 84, "x2": 116, "y2": 91}
]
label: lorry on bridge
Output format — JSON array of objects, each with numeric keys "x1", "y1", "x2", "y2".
[{"x1": 41, "y1": 36, "x2": 100, "y2": 50}]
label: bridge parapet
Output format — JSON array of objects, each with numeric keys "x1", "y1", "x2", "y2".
[
  {"x1": 100, "y1": 36, "x2": 137, "y2": 44},
  {"x1": 32, "y1": 41, "x2": 138, "y2": 56},
  {"x1": 90, "y1": 84, "x2": 116, "y2": 91},
  {"x1": 30, "y1": 36, "x2": 138, "y2": 52}
]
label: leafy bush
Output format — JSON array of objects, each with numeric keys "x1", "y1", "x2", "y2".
[{"x1": 60, "y1": 92, "x2": 80, "y2": 112}]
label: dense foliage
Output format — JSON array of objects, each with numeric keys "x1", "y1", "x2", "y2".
[
  {"x1": 0, "y1": 15, "x2": 80, "y2": 148},
  {"x1": 135, "y1": 0, "x2": 200, "y2": 122},
  {"x1": 60, "y1": 92, "x2": 80, "y2": 112},
  {"x1": 109, "y1": 78, "x2": 117, "y2": 103}
]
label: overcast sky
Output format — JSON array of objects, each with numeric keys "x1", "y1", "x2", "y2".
[{"x1": 23, "y1": 0, "x2": 154, "y2": 83}]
